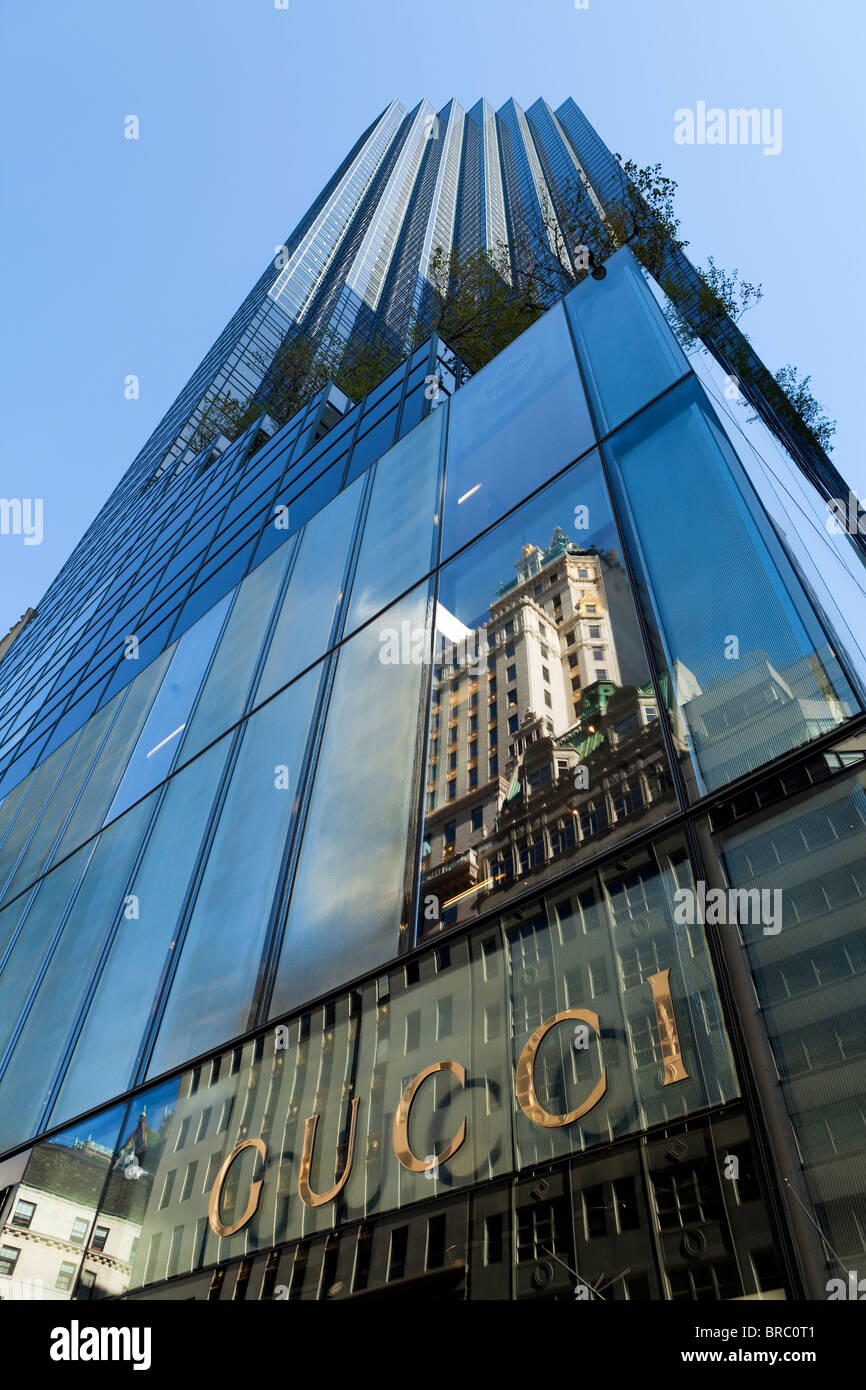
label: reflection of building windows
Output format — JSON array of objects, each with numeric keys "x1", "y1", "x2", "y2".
[
  {"x1": 489, "y1": 727, "x2": 497, "y2": 746},
  {"x1": 445, "y1": 820, "x2": 457, "y2": 845},
  {"x1": 56, "y1": 1261, "x2": 77, "y2": 1292},
  {"x1": 11, "y1": 1199, "x2": 35, "y2": 1229},
  {"x1": 489, "y1": 756, "x2": 498, "y2": 777},
  {"x1": 70, "y1": 1217, "x2": 89, "y2": 1246},
  {"x1": 468, "y1": 740, "x2": 477, "y2": 762},
  {"x1": 448, "y1": 751, "x2": 457, "y2": 771},
  {"x1": 504, "y1": 621, "x2": 514, "y2": 637},
  {"x1": 174, "y1": 1116, "x2": 191, "y2": 1152},
  {"x1": 471, "y1": 806, "x2": 483, "y2": 831},
  {"x1": 0, "y1": 1247, "x2": 20, "y2": 1277},
  {"x1": 518, "y1": 838, "x2": 545, "y2": 872},
  {"x1": 489, "y1": 678, "x2": 497, "y2": 696},
  {"x1": 159, "y1": 1171, "x2": 176, "y2": 1210},
  {"x1": 493, "y1": 852, "x2": 513, "y2": 885},
  {"x1": 447, "y1": 779, "x2": 456, "y2": 800},
  {"x1": 505, "y1": 641, "x2": 515, "y2": 657},
  {"x1": 78, "y1": 1269, "x2": 96, "y2": 1299},
  {"x1": 613, "y1": 786, "x2": 644, "y2": 820},
  {"x1": 91, "y1": 1226, "x2": 110, "y2": 1254},
  {"x1": 508, "y1": 715, "x2": 519, "y2": 735},
  {"x1": 448, "y1": 725, "x2": 457, "y2": 745},
  {"x1": 507, "y1": 690, "x2": 518, "y2": 707},
  {"x1": 469, "y1": 768, "x2": 478, "y2": 789},
  {"x1": 181, "y1": 1161, "x2": 199, "y2": 1202},
  {"x1": 469, "y1": 691, "x2": 478, "y2": 709},
  {"x1": 528, "y1": 766, "x2": 552, "y2": 789},
  {"x1": 489, "y1": 701, "x2": 497, "y2": 720},
  {"x1": 551, "y1": 819, "x2": 577, "y2": 855},
  {"x1": 144, "y1": 1234, "x2": 163, "y2": 1287},
  {"x1": 468, "y1": 715, "x2": 477, "y2": 733},
  {"x1": 506, "y1": 664, "x2": 516, "y2": 683}
]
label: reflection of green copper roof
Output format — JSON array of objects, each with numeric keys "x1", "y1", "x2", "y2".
[
  {"x1": 580, "y1": 681, "x2": 616, "y2": 715},
  {"x1": 494, "y1": 531, "x2": 599, "y2": 598},
  {"x1": 653, "y1": 673, "x2": 671, "y2": 707},
  {"x1": 555, "y1": 728, "x2": 605, "y2": 760}
]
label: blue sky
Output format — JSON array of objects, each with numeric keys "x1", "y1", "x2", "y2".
[{"x1": 1, "y1": 0, "x2": 863, "y2": 637}]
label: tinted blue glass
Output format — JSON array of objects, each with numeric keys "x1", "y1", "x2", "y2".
[
  {"x1": 148, "y1": 666, "x2": 322, "y2": 1075},
  {"x1": 105, "y1": 595, "x2": 230, "y2": 821},
  {"x1": 442, "y1": 302, "x2": 594, "y2": 559},
  {"x1": 396, "y1": 383, "x2": 427, "y2": 438},
  {"x1": 0, "y1": 701, "x2": 116, "y2": 907},
  {"x1": 255, "y1": 477, "x2": 362, "y2": 702},
  {"x1": 343, "y1": 407, "x2": 399, "y2": 483},
  {"x1": 99, "y1": 616, "x2": 177, "y2": 702},
  {"x1": 0, "y1": 797, "x2": 154, "y2": 1155},
  {"x1": 179, "y1": 542, "x2": 294, "y2": 762},
  {"x1": 604, "y1": 376, "x2": 858, "y2": 795},
  {"x1": 346, "y1": 409, "x2": 443, "y2": 641},
  {"x1": 53, "y1": 657, "x2": 170, "y2": 862},
  {"x1": 49, "y1": 737, "x2": 232, "y2": 1126},
  {"x1": 270, "y1": 584, "x2": 431, "y2": 1017},
  {"x1": 565, "y1": 248, "x2": 687, "y2": 436},
  {"x1": 170, "y1": 567, "x2": 239, "y2": 641}
]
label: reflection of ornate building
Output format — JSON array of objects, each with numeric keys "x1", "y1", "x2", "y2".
[
  {"x1": 421, "y1": 530, "x2": 674, "y2": 929},
  {"x1": 0, "y1": 1137, "x2": 139, "y2": 1301}
]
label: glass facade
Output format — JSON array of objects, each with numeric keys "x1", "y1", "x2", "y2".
[{"x1": 1, "y1": 111, "x2": 865, "y2": 1303}]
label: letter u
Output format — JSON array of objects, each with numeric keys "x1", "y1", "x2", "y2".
[{"x1": 298, "y1": 1098, "x2": 360, "y2": 1207}]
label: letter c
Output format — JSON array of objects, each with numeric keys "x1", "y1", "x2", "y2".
[{"x1": 393, "y1": 1061, "x2": 467, "y2": 1172}]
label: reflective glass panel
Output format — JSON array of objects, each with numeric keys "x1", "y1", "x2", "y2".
[
  {"x1": 270, "y1": 584, "x2": 432, "y2": 1017},
  {"x1": 148, "y1": 665, "x2": 322, "y2": 1076},
  {"x1": 254, "y1": 478, "x2": 362, "y2": 704},
  {"x1": 420, "y1": 451, "x2": 674, "y2": 934},
  {"x1": 603, "y1": 376, "x2": 858, "y2": 796},
  {"x1": 442, "y1": 302, "x2": 594, "y2": 559},
  {"x1": 344, "y1": 406, "x2": 443, "y2": 636},
  {"x1": 565, "y1": 248, "x2": 688, "y2": 435}
]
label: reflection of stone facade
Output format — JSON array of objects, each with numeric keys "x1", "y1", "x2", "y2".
[
  {"x1": 421, "y1": 530, "x2": 674, "y2": 929},
  {"x1": 0, "y1": 1138, "x2": 138, "y2": 1301}
]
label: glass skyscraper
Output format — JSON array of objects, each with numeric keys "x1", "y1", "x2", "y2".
[{"x1": 0, "y1": 98, "x2": 865, "y2": 1304}]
